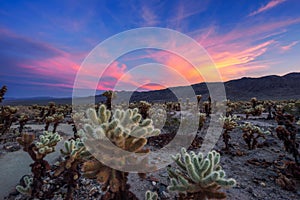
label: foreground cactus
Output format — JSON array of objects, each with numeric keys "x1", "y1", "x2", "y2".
[
  {"x1": 79, "y1": 105, "x2": 160, "y2": 200},
  {"x1": 16, "y1": 131, "x2": 61, "y2": 198},
  {"x1": 240, "y1": 122, "x2": 270, "y2": 149},
  {"x1": 53, "y1": 138, "x2": 88, "y2": 200},
  {"x1": 16, "y1": 175, "x2": 33, "y2": 195},
  {"x1": 168, "y1": 148, "x2": 236, "y2": 200}
]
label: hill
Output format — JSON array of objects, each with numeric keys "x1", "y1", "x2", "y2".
[{"x1": 3, "y1": 72, "x2": 300, "y2": 105}]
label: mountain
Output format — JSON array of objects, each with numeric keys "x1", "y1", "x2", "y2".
[
  {"x1": 3, "y1": 72, "x2": 300, "y2": 105},
  {"x1": 122, "y1": 72, "x2": 300, "y2": 102}
]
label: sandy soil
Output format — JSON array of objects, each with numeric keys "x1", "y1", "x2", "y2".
[{"x1": 1, "y1": 115, "x2": 300, "y2": 200}]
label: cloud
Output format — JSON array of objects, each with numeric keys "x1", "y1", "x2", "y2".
[
  {"x1": 0, "y1": 28, "x2": 86, "y2": 91},
  {"x1": 249, "y1": 0, "x2": 286, "y2": 17},
  {"x1": 0, "y1": 28, "x2": 63, "y2": 63},
  {"x1": 189, "y1": 17, "x2": 300, "y2": 80},
  {"x1": 141, "y1": 6, "x2": 159, "y2": 26},
  {"x1": 280, "y1": 41, "x2": 299, "y2": 52}
]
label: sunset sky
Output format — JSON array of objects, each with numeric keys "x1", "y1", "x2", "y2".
[{"x1": 1, "y1": 0, "x2": 300, "y2": 98}]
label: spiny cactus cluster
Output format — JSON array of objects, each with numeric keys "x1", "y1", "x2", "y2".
[
  {"x1": 18, "y1": 114, "x2": 29, "y2": 133},
  {"x1": 179, "y1": 98, "x2": 197, "y2": 111},
  {"x1": 16, "y1": 175, "x2": 33, "y2": 196},
  {"x1": 244, "y1": 97, "x2": 264, "y2": 119},
  {"x1": 198, "y1": 113, "x2": 206, "y2": 129},
  {"x1": 275, "y1": 110, "x2": 299, "y2": 164},
  {"x1": 219, "y1": 115, "x2": 238, "y2": 151},
  {"x1": 263, "y1": 100, "x2": 275, "y2": 119},
  {"x1": 0, "y1": 106, "x2": 18, "y2": 135},
  {"x1": 149, "y1": 109, "x2": 167, "y2": 130},
  {"x1": 79, "y1": 105, "x2": 160, "y2": 199},
  {"x1": 240, "y1": 122, "x2": 270, "y2": 150},
  {"x1": 54, "y1": 138, "x2": 88, "y2": 200},
  {"x1": 45, "y1": 113, "x2": 64, "y2": 132},
  {"x1": 17, "y1": 131, "x2": 61, "y2": 198},
  {"x1": 0, "y1": 85, "x2": 7, "y2": 103},
  {"x1": 203, "y1": 96, "x2": 212, "y2": 117},
  {"x1": 129, "y1": 100, "x2": 152, "y2": 119},
  {"x1": 102, "y1": 90, "x2": 116, "y2": 110},
  {"x1": 168, "y1": 148, "x2": 236, "y2": 200},
  {"x1": 35, "y1": 131, "x2": 61, "y2": 155},
  {"x1": 145, "y1": 190, "x2": 158, "y2": 200}
]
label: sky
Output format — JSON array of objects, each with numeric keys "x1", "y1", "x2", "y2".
[{"x1": 0, "y1": 0, "x2": 300, "y2": 98}]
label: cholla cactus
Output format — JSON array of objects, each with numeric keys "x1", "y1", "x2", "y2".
[
  {"x1": 0, "y1": 85, "x2": 7, "y2": 103},
  {"x1": 168, "y1": 148, "x2": 236, "y2": 200},
  {"x1": 35, "y1": 131, "x2": 61, "y2": 156},
  {"x1": 0, "y1": 106, "x2": 18, "y2": 135},
  {"x1": 149, "y1": 106, "x2": 167, "y2": 129},
  {"x1": 244, "y1": 98, "x2": 264, "y2": 118},
  {"x1": 102, "y1": 90, "x2": 116, "y2": 110},
  {"x1": 16, "y1": 175, "x2": 33, "y2": 195},
  {"x1": 240, "y1": 122, "x2": 270, "y2": 149},
  {"x1": 137, "y1": 100, "x2": 152, "y2": 119},
  {"x1": 54, "y1": 138, "x2": 87, "y2": 200},
  {"x1": 219, "y1": 115, "x2": 238, "y2": 150},
  {"x1": 264, "y1": 100, "x2": 275, "y2": 119},
  {"x1": 17, "y1": 131, "x2": 61, "y2": 198},
  {"x1": 198, "y1": 113, "x2": 206, "y2": 129},
  {"x1": 196, "y1": 95, "x2": 202, "y2": 105},
  {"x1": 18, "y1": 114, "x2": 29, "y2": 133},
  {"x1": 276, "y1": 125, "x2": 299, "y2": 164},
  {"x1": 80, "y1": 105, "x2": 160, "y2": 199},
  {"x1": 45, "y1": 113, "x2": 64, "y2": 132},
  {"x1": 145, "y1": 190, "x2": 158, "y2": 200}
]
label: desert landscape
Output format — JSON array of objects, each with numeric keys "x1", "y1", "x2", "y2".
[
  {"x1": 1, "y1": 79, "x2": 300, "y2": 199},
  {"x1": 1, "y1": 0, "x2": 300, "y2": 199}
]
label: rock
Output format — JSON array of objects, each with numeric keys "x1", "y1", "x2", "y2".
[{"x1": 260, "y1": 182, "x2": 266, "y2": 187}]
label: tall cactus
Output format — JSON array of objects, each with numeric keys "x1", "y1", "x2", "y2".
[
  {"x1": 53, "y1": 138, "x2": 87, "y2": 200},
  {"x1": 168, "y1": 148, "x2": 236, "y2": 200},
  {"x1": 0, "y1": 85, "x2": 7, "y2": 103},
  {"x1": 79, "y1": 105, "x2": 160, "y2": 200},
  {"x1": 219, "y1": 115, "x2": 238, "y2": 151},
  {"x1": 16, "y1": 131, "x2": 61, "y2": 198}
]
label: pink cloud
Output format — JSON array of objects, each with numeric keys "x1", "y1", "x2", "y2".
[
  {"x1": 249, "y1": 0, "x2": 286, "y2": 16},
  {"x1": 280, "y1": 41, "x2": 299, "y2": 52}
]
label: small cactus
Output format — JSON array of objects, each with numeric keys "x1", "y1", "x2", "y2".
[
  {"x1": 240, "y1": 122, "x2": 270, "y2": 149},
  {"x1": 145, "y1": 190, "x2": 158, "y2": 200},
  {"x1": 16, "y1": 175, "x2": 33, "y2": 195},
  {"x1": 219, "y1": 115, "x2": 238, "y2": 151},
  {"x1": 168, "y1": 148, "x2": 236, "y2": 200}
]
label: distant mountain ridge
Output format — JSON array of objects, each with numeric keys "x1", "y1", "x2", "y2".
[{"x1": 3, "y1": 72, "x2": 300, "y2": 105}]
